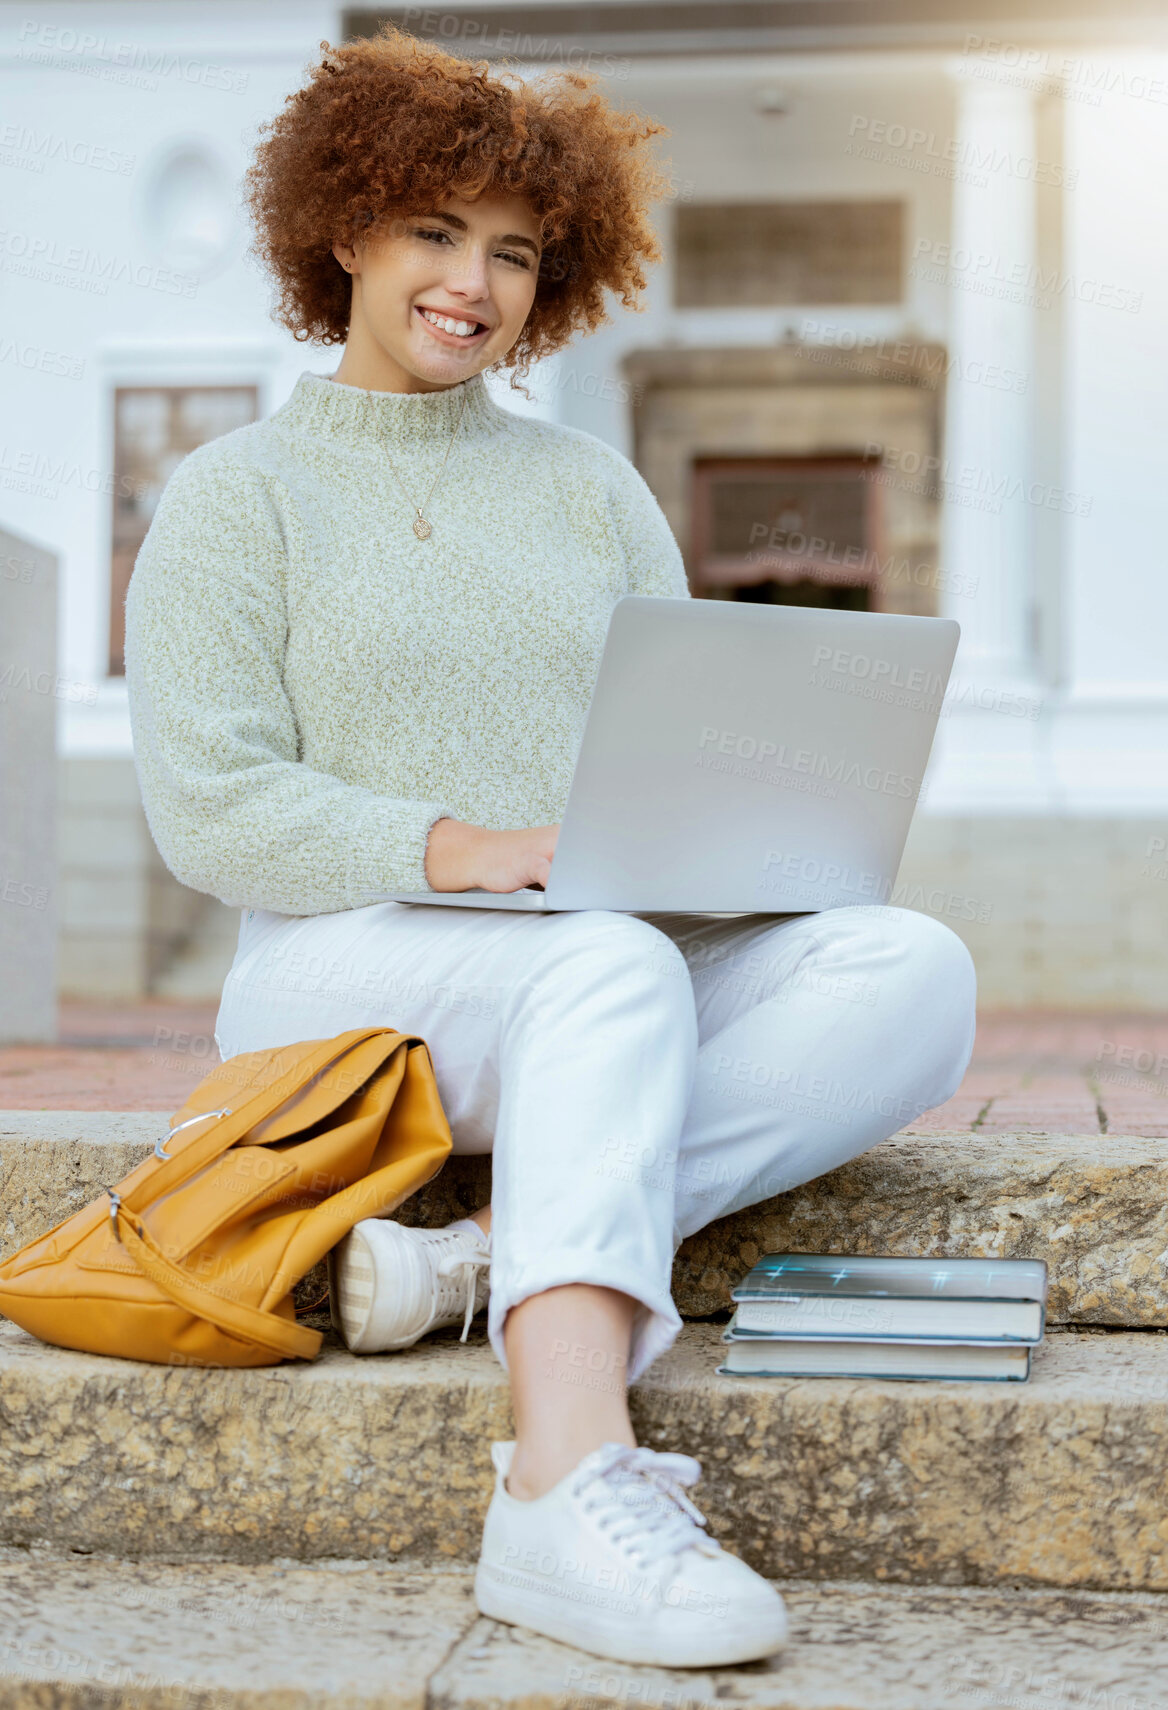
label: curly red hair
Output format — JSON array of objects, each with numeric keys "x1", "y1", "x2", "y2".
[{"x1": 244, "y1": 24, "x2": 671, "y2": 379}]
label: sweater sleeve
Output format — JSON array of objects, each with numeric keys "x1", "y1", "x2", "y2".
[
  {"x1": 606, "y1": 452, "x2": 691, "y2": 602},
  {"x1": 123, "y1": 445, "x2": 459, "y2": 915}
]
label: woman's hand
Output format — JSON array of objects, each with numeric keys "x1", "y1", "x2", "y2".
[{"x1": 424, "y1": 818, "x2": 559, "y2": 893}]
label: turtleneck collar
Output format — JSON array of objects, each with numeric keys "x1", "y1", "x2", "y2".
[{"x1": 277, "y1": 368, "x2": 502, "y2": 450}]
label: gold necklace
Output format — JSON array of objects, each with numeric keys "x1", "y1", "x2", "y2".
[{"x1": 364, "y1": 384, "x2": 468, "y2": 541}]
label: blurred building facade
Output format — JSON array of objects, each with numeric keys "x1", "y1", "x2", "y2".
[{"x1": 2, "y1": 0, "x2": 1166, "y2": 1005}]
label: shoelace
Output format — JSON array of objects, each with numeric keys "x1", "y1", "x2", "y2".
[
  {"x1": 569, "y1": 1443, "x2": 721, "y2": 1570},
  {"x1": 432, "y1": 1239, "x2": 491, "y2": 1341}
]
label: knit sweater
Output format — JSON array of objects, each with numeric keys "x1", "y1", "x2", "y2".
[{"x1": 124, "y1": 369, "x2": 690, "y2": 915}]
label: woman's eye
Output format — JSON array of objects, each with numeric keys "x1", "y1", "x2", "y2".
[{"x1": 411, "y1": 228, "x2": 532, "y2": 268}]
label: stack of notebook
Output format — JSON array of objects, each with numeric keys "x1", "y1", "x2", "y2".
[{"x1": 717, "y1": 1252, "x2": 1048, "y2": 1383}]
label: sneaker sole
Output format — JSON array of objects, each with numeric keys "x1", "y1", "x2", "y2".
[{"x1": 474, "y1": 1564, "x2": 788, "y2": 1668}]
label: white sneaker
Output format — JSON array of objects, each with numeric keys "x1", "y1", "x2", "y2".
[
  {"x1": 327, "y1": 1219, "x2": 490, "y2": 1353},
  {"x1": 474, "y1": 1440, "x2": 788, "y2": 1668}
]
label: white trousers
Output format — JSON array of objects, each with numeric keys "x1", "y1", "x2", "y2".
[{"x1": 215, "y1": 903, "x2": 976, "y2": 1380}]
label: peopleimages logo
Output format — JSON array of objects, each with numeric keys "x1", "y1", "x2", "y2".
[
  {"x1": 846, "y1": 113, "x2": 1075, "y2": 188},
  {"x1": 759, "y1": 852, "x2": 994, "y2": 922},
  {"x1": 811, "y1": 647, "x2": 1043, "y2": 721},
  {"x1": 866, "y1": 436, "x2": 1095, "y2": 516},
  {"x1": 812, "y1": 645, "x2": 946, "y2": 697},
  {"x1": 697, "y1": 727, "x2": 917, "y2": 799},
  {"x1": 910, "y1": 236, "x2": 1141, "y2": 315}
]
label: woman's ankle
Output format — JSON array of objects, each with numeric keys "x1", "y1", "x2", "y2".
[
  {"x1": 501, "y1": 1282, "x2": 639, "y2": 1499},
  {"x1": 506, "y1": 1427, "x2": 636, "y2": 1502}
]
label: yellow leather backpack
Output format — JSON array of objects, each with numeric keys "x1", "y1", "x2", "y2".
[{"x1": 0, "y1": 1027, "x2": 452, "y2": 1367}]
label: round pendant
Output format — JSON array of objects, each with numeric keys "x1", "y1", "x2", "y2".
[{"x1": 412, "y1": 515, "x2": 432, "y2": 541}]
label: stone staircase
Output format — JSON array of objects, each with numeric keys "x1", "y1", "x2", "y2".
[{"x1": 2, "y1": 1113, "x2": 1168, "y2": 1706}]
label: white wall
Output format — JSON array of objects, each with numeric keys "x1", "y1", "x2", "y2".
[{"x1": 0, "y1": 0, "x2": 338, "y2": 746}]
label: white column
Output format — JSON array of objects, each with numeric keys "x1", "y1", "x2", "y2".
[
  {"x1": 0, "y1": 527, "x2": 58, "y2": 1043},
  {"x1": 938, "y1": 64, "x2": 1038, "y2": 680}
]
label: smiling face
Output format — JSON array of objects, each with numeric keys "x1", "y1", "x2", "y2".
[{"x1": 331, "y1": 194, "x2": 543, "y2": 394}]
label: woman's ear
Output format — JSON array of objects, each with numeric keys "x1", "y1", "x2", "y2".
[{"x1": 332, "y1": 241, "x2": 358, "y2": 274}]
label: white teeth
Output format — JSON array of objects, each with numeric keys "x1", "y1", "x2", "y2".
[{"x1": 421, "y1": 308, "x2": 480, "y2": 338}]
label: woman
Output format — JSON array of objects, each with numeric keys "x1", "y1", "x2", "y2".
[{"x1": 125, "y1": 27, "x2": 976, "y2": 1671}]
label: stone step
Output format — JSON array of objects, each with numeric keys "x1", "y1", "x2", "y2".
[
  {"x1": 3, "y1": 1552, "x2": 1167, "y2": 1709},
  {"x1": 3, "y1": 1317, "x2": 1167, "y2": 1592},
  {"x1": 4, "y1": 1111, "x2": 1168, "y2": 1326}
]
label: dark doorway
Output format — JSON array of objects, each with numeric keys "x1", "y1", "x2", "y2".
[{"x1": 690, "y1": 455, "x2": 883, "y2": 610}]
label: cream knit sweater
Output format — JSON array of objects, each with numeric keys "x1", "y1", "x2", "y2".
[{"x1": 124, "y1": 370, "x2": 690, "y2": 915}]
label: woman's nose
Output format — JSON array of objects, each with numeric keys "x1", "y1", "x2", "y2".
[{"x1": 446, "y1": 247, "x2": 490, "y2": 298}]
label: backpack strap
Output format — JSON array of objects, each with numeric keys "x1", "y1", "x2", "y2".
[
  {"x1": 114, "y1": 1202, "x2": 322, "y2": 1361},
  {"x1": 124, "y1": 1027, "x2": 406, "y2": 1216}
]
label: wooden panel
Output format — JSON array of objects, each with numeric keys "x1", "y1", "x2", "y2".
[{"x1": 675, "y1": 201, "x2": 904, "y2": 308}]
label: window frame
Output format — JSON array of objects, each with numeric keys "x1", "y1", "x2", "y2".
[{"x1": 107, "y1": 382, "x2": 259, "y2": 676}]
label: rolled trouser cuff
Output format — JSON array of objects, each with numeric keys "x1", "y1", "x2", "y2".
[{"x1": 486, "y1": 1259, "x2": 683, "y2": 1385}]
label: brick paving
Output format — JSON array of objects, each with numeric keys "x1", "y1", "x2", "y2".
[
  {"x1": 0, "y1": 1004, "x2": 219, "y2": 1114},
  {"x1": 0, "y1": 1003, "x2": 1165, "y2": 1134},
  {"x1": 910, "y1": 1012, "x2": 1168, "y2": 1136}
]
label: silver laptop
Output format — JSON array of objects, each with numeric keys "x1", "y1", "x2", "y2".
[{"x1": 389, "y1": 597, "x2": 958, "y2": 914}]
